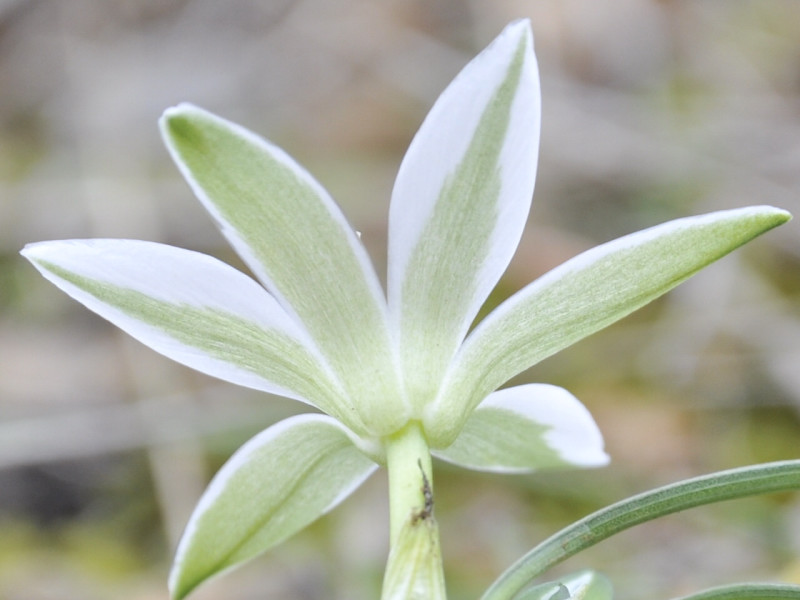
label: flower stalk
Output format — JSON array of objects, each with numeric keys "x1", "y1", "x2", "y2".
[
  {"x1": 385, "y1": 421, "x2": 435, "y2": 544},
  {"x1": 383, "y1": 421, "x2": 445, "y2": 599}
]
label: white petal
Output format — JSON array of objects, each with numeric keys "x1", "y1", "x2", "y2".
[
  {"x1": 427, "y1": 205, "x2": 791, "y2": 445},
  {"x1": 161, "y1": 104, "x2": 407, "y2": 436},
  {"x1": 21, "y1": 239, "x2": 366, "y2": 432},
  {"x1": 387, "y1": 20, "x2": 540, "y2": 411},
  {"x1": 169, "y1": 414, "x2": 377, "y2": 599},
  {"x1": 433, "y1": 384, "x2": 608, "y2": 473}
]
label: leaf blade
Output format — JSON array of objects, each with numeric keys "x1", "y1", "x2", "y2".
[
  {"x1": 672, "y1": 584, "x2": 800, "y2": 600},
  {"x1": 481, "y1": 460, "x2": 800, "y2": 600}
]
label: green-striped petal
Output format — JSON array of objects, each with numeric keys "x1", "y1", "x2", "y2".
[
  {"x1": 169, "y1": 414, "x2": 377, "y2": 600},
  {"x1": 161, "y1": 105, "x2": 406, "y2": 436},
  {"x1": 433, "y1": 384, "x2": 608, "y2": 473},
  {"x1": 387, "y1": 19, "x2": 540, "y2": 413},
  {"x1": 21, "y1": 239, "x2": 366, "y2": 432},
  {"x1": 428, "y1": 206, "x2": 791, "y2": 445}
]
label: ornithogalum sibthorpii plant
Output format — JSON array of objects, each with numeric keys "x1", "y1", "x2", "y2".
[{"x1": 22, "y1": 19, "x2": 796, "y2": 600}]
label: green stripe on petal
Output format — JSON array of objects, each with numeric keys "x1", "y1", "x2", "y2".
[
  {"x1": 433, "y1": 385, "x2": 608, "y2": 473},
  {"x1": 169, "y1": 414, "x2": 377, "y2": 600},
  {"x1": 388, "y1": 20, "x2": 540, "y2": 412},
  {"x1": 22, "y1": 239, "x2": 366, "y2": 433},
  {"x1": 428, "y1": 206, "x2": 791, "y2": 445},
  {"x1": 161, "y1": 105, "x2": 406, "y2": 436}
]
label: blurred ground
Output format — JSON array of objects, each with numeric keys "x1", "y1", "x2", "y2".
[{"x1": 1, "y1": 1, "x2": 799, "y2": 599}]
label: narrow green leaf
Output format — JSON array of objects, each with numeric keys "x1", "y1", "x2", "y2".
[
  {"x1": 388, "y1": 19, "x2": 540, "y2": 412},
  {"x1": 481, "y1": 460, "x2": 800, "y2": 600},
  {"x1": 169, "y1": 414, "x2": 376, "y2": 600},
  {"x1": 672, "y1": 583, "x2": 800, "y2": 599},
  {"x1": 433, "y1": 384, "x2": 607, "y2": 473},
  {"x1": 429, "y1": 206, "x2": 791, "y2": 445},
  {"x1": 161, "y1": 105, "x2": 406, "y2": 436}
]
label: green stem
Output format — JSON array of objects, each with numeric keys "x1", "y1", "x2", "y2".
[
  {"x1": 382, "y1": 420, "x2": 446, "y2": 599},
  {"x1": 482, "y1": 460, "x2": 800, "y2": 600},
  {"x1": 385, "y1": 420, "x2": 435, "y2": 544}
]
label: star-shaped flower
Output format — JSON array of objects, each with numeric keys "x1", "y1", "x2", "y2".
[{"x1": 21, "y1": 19, "x2": 789, "y2": 599}]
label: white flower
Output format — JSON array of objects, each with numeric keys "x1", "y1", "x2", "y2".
[{"x1": 21, "y1": 19, "x2": 790, "y2": 599}]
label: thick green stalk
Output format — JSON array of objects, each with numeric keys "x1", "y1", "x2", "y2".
[
  {"x1": 386, "y1": 421, "x2": 434, "y2": 542},
  {"x1": 382, "y1": 421, "x2": 446, "y2": 599}
]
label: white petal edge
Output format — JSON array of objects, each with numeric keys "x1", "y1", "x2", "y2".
[
  {"x1": 160, "y1": 104, "x2": 408, "y2": 436},
  {"x1": 433, "y1": 384, "x2": 609, "y2": 473},
  {"x1": 170, "y1": 413, "x2": 378, "y2": 599},
  {"x1": 426, "y1": 205, "x2": 791, "y2": 445},
  {"x1": 160, "y1": 103, "x2": 389, "y2": 332},
  {"x1": 388, "y1": 19, "x2": 540, "y2": 337},
  {"x1": 21, "y1": 239, "x2": 352, "y2": 419}
]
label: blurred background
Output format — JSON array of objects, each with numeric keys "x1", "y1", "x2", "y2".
[{"x1": 1, "y1": 1, "x2": 799, "y2": 598}]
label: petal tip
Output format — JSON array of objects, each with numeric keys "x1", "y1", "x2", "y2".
[
  {"x1": 20, "y1": 239, "x2": 66, "y2": 262},
  {"x1": 159, "y1": 103, "x2": 212, "y2": 142},
  {"x1": 499, "y1": 18, "x2": 534, "y2": 50},
  {"x1": 505, "y1": 17, "x2": 532, "y2": 35},
  {"x1": 19, "y1": 242, "x2": 36, "y2": 259},
  {"x1": 161, "y1": 102, "x2": 202, "y2": 120},
  {"x1": 768, "y1": 205, "x2": 792, "y2": 222}
]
